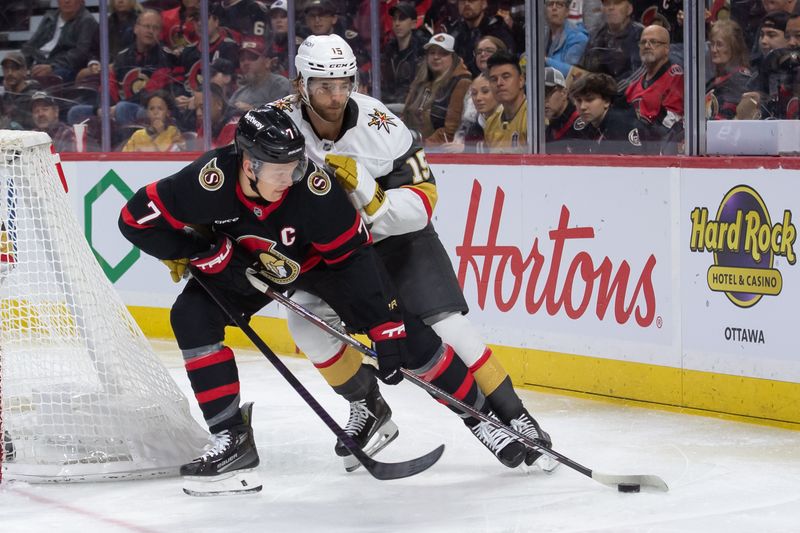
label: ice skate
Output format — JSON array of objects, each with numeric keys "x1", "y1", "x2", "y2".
[
  {"x1": 468, "y1": 414, "x2": 527, "y2": 468},
  {"x1": 181, "y1": 402, "x2": 262, "y2": 496},
  {"x1": 511, "y1": 410, "x2": 559, "y2": 472},
  {"x1": 334, "y1": 388, "x2": 399, "y2": 472}
]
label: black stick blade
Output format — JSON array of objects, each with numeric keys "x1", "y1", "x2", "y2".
[{"x1": 360, "y1": 444, "x2": 445, "y2": 481}]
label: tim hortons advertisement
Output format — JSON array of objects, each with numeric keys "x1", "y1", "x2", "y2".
[
  {"x1": 431, "y1": 164, "x2": 677, "y2": 367},
  {"x1": 682, "y1": 169, "x2": 799, "y2": 382}
]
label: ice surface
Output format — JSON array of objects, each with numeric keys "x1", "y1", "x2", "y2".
[{"x1": 2, "y1": 340, "x2": 799, "y2": 533}]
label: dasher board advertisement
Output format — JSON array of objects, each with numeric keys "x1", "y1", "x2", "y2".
[
  {"x1": 682, "y1": 169, "x2": 799, "y2": 382},
  {"x1": 432, "y1": 164, "x2": 678, "y2": 367}
]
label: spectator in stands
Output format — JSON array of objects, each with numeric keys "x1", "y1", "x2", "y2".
[
  {"x1": 194, "y1": 83, "x2": 239, "y2": 148},
  {"x1": 569, "y1": 72, "x2": 646, "y2": 154},
  {"x1": 30, "y1": 91, "x2": 76, "y2": 152},
  {"x1": 266, "y1": 0, "x2": 290, "y2": 77},
  {"x1": 752, "y1": 11, "x2": 791, "y2": 74},
  {"x1": 229, "y1": 37, "x2": 292, "y2": 113},
  {"x1": 787, "y1": 11, "x2": 800, "y2": 45},
  {"x1": 706, "y1": 19, "x2": 753, "y2": 120},
  {"x1": 443, "y1": 72, "x2": 500, "y2": 153},
  {"x1": 447, "y1": 0, "x2": 516, "y2": 76},
  {"x1": 112, "y1": 10, "x2": 176, "y2": 127},
  {"x1": 738, "y1": 14, "x2": 800, "y2": 120},
  {"x1": 425, "y1": 0, "x2": 461, "y2": 34},
  {"x1": 1, "y1": 52, "x2": 40, "y2": 129},
  {"x1": 20, "y1": 0, "x2": 99, "y2": 82},
  {"x1": 569, "y1": 0, "x2": 604, "y2": 36},
  {"x1": 544, "y1": 66, "x2": 580, "y2": 153},
  {"x1": 484, "y1": 50, "x2": 528, "y2": 153},
  {"x1": 381, "y1": 2, "x2": 431, "y2": 110},
  {"x1": 625, "y1": 25, "x2": 684, "y2": 145},
  {"x1": 176, "y1": 4, "x2": 240, "y2": 97},
  {"x1": 209, "y1": 58, "x2": 238, "y2": 98},
  {"x1": 121, "y1": 91, "x2": 185, "y2": 152},
  {"x1": 217, "y1": 0, "x2": 269, "y2": 41},
  {"x1": 473, "y1": 36, "x2": 508, "y2": 74},
  {"x1": 545, "y1": 0, "x2": 589, "y2": 77},
  {"x1": 579, "y1": 0, "x2": 644, "y2": 90},
  {"x1": 66, "y1": 9, "x2": 174, "y2": 130},
  {"x1": 299, "y1": 0, "x2": 371, "y2": 91},
  {"x1": 161, "y1": 0, "x2": 200, "y2": 51},
  {"x1": 402, "y1": 33, "x2": 472, "y2": 149},
  {"x1": 109, "y1": 0, "x2": 143, "y2": 58}
]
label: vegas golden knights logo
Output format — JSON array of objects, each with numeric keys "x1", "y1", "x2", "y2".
[{"x1": 199, "y1": 157, "x2": 224, "y2": 191}]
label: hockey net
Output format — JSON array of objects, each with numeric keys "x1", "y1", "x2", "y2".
[{"x1": 0, "y1": 130, "x2": 206, "y2": 483}]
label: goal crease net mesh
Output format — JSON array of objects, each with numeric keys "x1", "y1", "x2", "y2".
[{"x1": 0, "y1": 130, "x2": 207, "y2": 483}]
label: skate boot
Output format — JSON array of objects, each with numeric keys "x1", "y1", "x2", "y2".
[
  {"x1": 467, "y1": 414, "x2": 527, "y2": 468},
  {"x1": 334, "y1": 387, "x2": 399, "y2": 472},
  {"x1": 181, "y1": 402, "x2": 262, "y2": 496},
  {"x1": 511, "y1": 409, "x2": 559, "y2": 472}
]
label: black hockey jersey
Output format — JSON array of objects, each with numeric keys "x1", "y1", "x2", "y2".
[{"x1": 119, "y1": 145, "x2": 399, "y2": 329}]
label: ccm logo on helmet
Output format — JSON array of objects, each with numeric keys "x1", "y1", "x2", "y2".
[{"x1": 328, "y1": 63, "x2": 350, "y2": 68}]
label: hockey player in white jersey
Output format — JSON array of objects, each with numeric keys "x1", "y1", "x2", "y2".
[{"x1": 266, "y1": 34, "x2": 555, "y2": 471}]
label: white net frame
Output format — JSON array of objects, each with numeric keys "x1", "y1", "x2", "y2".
[{"x1": 0, "y1": 130, "x2": 206, "y2": 483}]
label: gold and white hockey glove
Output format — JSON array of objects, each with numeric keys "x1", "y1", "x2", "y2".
[
  {"x1": 325, "y1": 154, "x2": 387, "y2": 220},
  {"x1": 162, "y1": 258, "x2": 190, "y2": 283}
]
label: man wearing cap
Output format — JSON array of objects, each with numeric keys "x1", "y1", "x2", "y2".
[
  {"x1": 543, "y1": 66, "x2": 581, "y2": 152},
  {"x1": 578, "y1": 0, "x2": 644, "y2": 91},
  {"x1": 446, "y1": 0, "x2": 516, "y2": 77},
  {"x1": 20, "y1": 0, "x2": 99, "y2": 82},
  {"x1": 229, "y1": 37, "x2": 292, "y2": 113},
  {"x1": 625, "y1": 24, "x2": 683, "y2": 145},
  {"x1": 31, "y1": 91, "x2": 76, "y2": 153},
  {"x1": 2, "y1": 52, "x2": 41, "y2": 129},
  {"x1": 753, "y1": 10, "x2": 791, "y2": 73},
  {"x1": 739, "y1": 13, "x2": 800, "y2": 119},
  {"x1": 381, "y1": 2, "x2": 432, "y2": 108},
  {"x1": 266, "y1": 0, "x2": 291, "y2": 77}
]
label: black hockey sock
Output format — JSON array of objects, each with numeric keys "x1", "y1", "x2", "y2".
[
  {"x1": 468, "y1": 348, "x2": 524, "y2": 424},
  {"x1": 183, "y1": 344, "x2": 243, "y2": 433},
  {"x1": 332, "y1": 362, "x2": 379, "y2": 402},
  {"x1": 412, "y1": 344, "x2": 488, "y2": 425}
]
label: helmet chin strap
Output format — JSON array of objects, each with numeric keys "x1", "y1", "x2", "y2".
[{"x1": 245, "y1": 162, "x2": 267, "y2": 202}]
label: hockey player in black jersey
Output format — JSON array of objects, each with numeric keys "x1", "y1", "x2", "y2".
[
  {"x1": 119, "y1": 107, "x2": 416, "y2": 494},
  {"x1": 266, "y1": 34, "x2": 556, "y2": 472}
]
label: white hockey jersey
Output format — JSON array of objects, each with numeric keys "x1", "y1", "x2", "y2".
[{"x1": 267, "y1": 92, "x2": 438, "y2": 242}]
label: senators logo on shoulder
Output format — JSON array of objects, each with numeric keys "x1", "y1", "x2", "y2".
[{"x1": 199, "y1": 158, "x2": 225, "y2": 191}]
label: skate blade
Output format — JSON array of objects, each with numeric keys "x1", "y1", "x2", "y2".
[
  {"x1": 182, "y1": 468, "x2": 263, "y2": 496},
  {"x1": 343, "y1": 420, "x2": 399, "y2": 473}
]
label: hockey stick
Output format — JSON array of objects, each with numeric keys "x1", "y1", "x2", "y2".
[
  {"x1": 190, "y1": 270, "x2": 444, "y2": 481},
  {"x1": 251, "y1": 273, "x2": 669, "y2": 493}
]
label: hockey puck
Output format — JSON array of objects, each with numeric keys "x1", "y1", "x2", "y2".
[{"x1": 618, "y1": 483, "x2": 640, "y2": 493}]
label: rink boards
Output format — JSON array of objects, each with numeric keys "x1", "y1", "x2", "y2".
[{"x1": 58, "y1": 153, "x2": 800, "y2": 427}]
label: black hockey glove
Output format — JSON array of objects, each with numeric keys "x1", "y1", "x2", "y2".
[
  {"x1": 369, "y1": 321, "x2": 407, "y2": 385},
  {"x1": 190, "y1": 234, "x2": 234, "y2": 274},
  {"x1": 189, "y1": 235, "x2": 259, "y2": 294}
]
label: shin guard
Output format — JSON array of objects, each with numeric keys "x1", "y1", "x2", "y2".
[{"x1": 182, "y1": 343, "x2": 243, "y2": 433}]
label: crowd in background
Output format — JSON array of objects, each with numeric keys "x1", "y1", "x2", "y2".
[{"x1": 0, "y1": 0, "x2": 798, "y2": 154}]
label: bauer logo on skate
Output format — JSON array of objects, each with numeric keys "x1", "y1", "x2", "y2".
[
  {"x1": 456, "y1": 181, "x2": 657, "y2": 327},
  {"x1": 689, "y1": 185, "x2": 797, "y2": 308}
]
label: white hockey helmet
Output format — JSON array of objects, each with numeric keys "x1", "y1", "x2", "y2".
[{"x1": 295, "y1": 34, "x2": 358, "y2": 101}]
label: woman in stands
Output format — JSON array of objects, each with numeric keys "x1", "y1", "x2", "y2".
[
  {"x1": 402, "y1": 33, "x2": 472, "y2": 150},
  {"x1": 109, "y1": 0, "x2": 143, "y2": 57},
  {"x1": 706, "y1": 19, "x2": 753, "y2": 120},
  {"x1": 122, "y1": 91, "x2": 185, "y2": 152}
]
